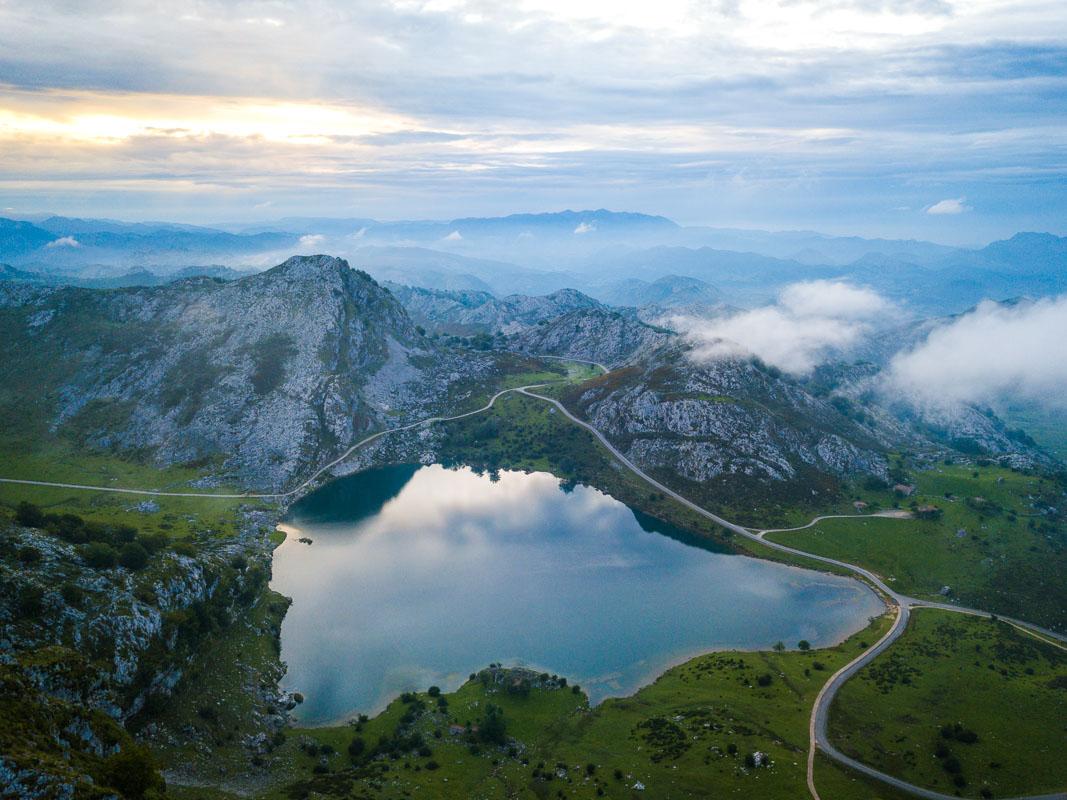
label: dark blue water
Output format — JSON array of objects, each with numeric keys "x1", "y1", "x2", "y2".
[{"x1": 273, "y1": 464, "x2": 882, "y2": 724}]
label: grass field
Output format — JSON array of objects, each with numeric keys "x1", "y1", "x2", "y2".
[
  {"x1": 828, "y1": 608, "x2": 1067, "y2": 799},
  {"x1": 0, "y1": 438, "x2": 271, "y2": 539},
  {"x1": 765, "y1": 463, "x2": 1067, "y2": 631},
  {"x1": 1000, "y1": 403, "x2": 1067, "y2": 462},
  {"x1": 251, "y1": 613, "x2": 899, "y2": 800}
]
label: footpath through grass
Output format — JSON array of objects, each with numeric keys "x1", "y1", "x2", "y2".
[{"x1": 829, "y1": 608, "x2": 1067, "y2": 799}]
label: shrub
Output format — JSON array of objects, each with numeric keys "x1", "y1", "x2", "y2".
[
  {"x1": 17, "y1": 585, "x2": 45, "y2": 617},
  {"x1": 17, "y1": 545, "x2": 41, "y2": 564},
  {"x1": 172, "y1": 541, "x2": 197, "y2": 557},
  {"x1": 99, "y1": 745, "x2": 165, "y2": 799},
  {"x1": 425, "y1": 760, "x2": 440, "y2": 771},
  {"x1": 82, "y1": 541, "x2": 117, "y2": 569},
  {"x1": 61, "y1": 582, "x2": 85, "y2": 606},
  {"x1": 197, "y1": 705, "x2": 218, "y2": 722},
  {"x1": 346, "y1": 736, "x2": 367, "y2": 761},
  {"x1": 15, "y1": 501, "x2": 45, "y2": 528},
  {"x1": 140, "y1": 532, "x2": 170, "y2": 554},
  {"x1": 428, "y1": 685, "x2": 441, "y2": 697},
  {"x1": 757, "y1": 674, "x2": 773, "y2": 687},
  {"x1": 119, "y1": 542, "x2": 150, "y2": 570}
]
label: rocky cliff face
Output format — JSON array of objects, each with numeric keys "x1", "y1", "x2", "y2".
[
  {"x1": 508, "y1": 307, "x2": 673, "y2": 368},
  {"x1": 385, "y1": 283, "x2": 603, "y2": 336},
  {"x1": 0, "y1": 508, "x2": 284, "y2": 799},
  {"x1": 561, "y1": 346, "x2": 890, "y2": 505},
  {"x1": 0, "y1": 256, "x2": 494, "y2": 491}
]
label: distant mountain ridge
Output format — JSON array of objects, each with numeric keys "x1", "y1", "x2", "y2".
[{"x1": 2, "y1": 212, "x2": 1065, "y2": 316}]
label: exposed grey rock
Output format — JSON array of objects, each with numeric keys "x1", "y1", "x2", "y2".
[
  {"x1": 508, "y1": 307, "x2": 673, "y2": 368},
  {"x1": 0, "y1": 256, "x2": 495, "y2": 491},
  {"x1": 385, "y1": 283, "x2": 603, "y2": 336},
  {"x1": 562, "y1": 346, "x2": 889, "y2": 490}
]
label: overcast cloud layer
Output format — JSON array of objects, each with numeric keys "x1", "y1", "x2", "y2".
[{"x1": 0, "y1": 0, "x2": 1065, "y2": 238}]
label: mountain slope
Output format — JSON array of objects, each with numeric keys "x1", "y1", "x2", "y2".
[
  {"x1": 508, "y1": 308, "x2": 673, "y2": 368},
  {"x1": 559, "y1": 347, "x2": 890, "y2": 513},
  {"x1": 0, "y1": 255, "x2": 491, "y2": 490},
  {"x1": 386, "y1": 284, "x2": 603, "y2": 335}
]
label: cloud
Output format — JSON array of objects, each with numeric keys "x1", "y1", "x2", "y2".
[
  {"x1": 443, "y1": 230, "x2": 463, "y2": 241},
  {"x1": 779, "y1": 280, "x2": 889, "y2": 319},
  {"x1": 926, "y1": 197, "x2": 969, "y2": 215},
  {"x1": 0, "y1": 2, "x2": 1064, "y2": 229},
  {"x1": 298, "y1": 234, "x2": 324, "y2": 248},
  {"x1": 45, "y1": 235, "x2": 79, "y2": 248},
  {"x1": 574, "y1": 221, "x2": 595, "y2": 234},
  {"x1": 884, "y1": 296, "x2": 1067, "y2": 410},
  {"x1": 678, "y1": 280, "x2": 890, "y2": 375}
]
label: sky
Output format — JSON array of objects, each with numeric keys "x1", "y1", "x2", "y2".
[{"x1": 1, "y1": 0, "x2": 1065, "y2": 242}]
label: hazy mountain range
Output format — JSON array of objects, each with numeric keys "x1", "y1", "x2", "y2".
[{"x1": 4, "y1": 211, "x2": 1067, "y2": 316}]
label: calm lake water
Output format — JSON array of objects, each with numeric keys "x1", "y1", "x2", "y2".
[{"x1": 273, "y1": 464, "x2": 882, "y2": 725}]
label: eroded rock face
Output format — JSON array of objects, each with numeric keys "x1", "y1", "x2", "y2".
[
  {"x1": 563, "y1": 347, "x2": 889, "y2": 489},
  {"x1": 508, "y1": 307, "x2": 673, "y2": 368},
  {"x1": 386, "y1": 283, "x2": 604, "y2": 336},
  {"x1": 0, "y1": 256, "x2": 494, "y2": 491},
  {"x1": 0, "y1": 517, "x2": 266, "y2": 721}
]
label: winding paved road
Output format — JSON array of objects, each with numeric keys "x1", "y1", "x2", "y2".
[
  {"x1": 519, "y1": 385, "x2": 1067, "y2": 800},
  {"x1": 3, "y1": 357, "x2": 1064, "y2": 799}
]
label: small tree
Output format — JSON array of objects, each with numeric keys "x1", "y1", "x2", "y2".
[
  {"x1": 773, "y1": 641, "x2": 785, "y2": 653},
  {"x1": 479, "y1": 704, "x2": 507, "y2": 745},
  {"x1": 797, "y1": 640, "x2": 811, "y2": 651}
]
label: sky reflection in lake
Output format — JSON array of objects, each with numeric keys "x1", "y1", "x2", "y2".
[{"x1": 273, "y1": 464, "x2": 882, "y2": 724}]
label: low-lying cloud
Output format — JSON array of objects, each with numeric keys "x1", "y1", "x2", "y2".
[
  {"x1": 884, "y1": 295, "x2": 1067, "y2": 410},
  {"x1": 45, "y1": 235, "x2": 80, "y2": 248},
  {"x1": 926, "y1": 197, "x2": 969, "y2": 215},
  {"x1": 678, "y1": 280, "x2": 890, "y2": 375}
]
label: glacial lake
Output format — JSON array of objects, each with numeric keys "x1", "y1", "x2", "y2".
[{"x1": 273, "y1": 464, "x2": 883, "y2": 725}]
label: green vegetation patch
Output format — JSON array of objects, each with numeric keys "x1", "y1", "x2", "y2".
[
  {"x1": 829, "y1": 608, "x2": 1067, "y2": 798},
  {"x1": 765, "y1": 463, "x2": 1067, "y2": 630},
  {"x1": 255, "y1": 615, "x2": 895, "y2": 800}
]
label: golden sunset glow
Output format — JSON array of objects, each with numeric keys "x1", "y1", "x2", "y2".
[{"x1": 0, "y1": 89, "x2": 414, "y2": 145}]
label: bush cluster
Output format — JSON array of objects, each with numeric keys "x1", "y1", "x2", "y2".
[{"x1": 15, "y1": 501, "x2": 172, "y2": 571}]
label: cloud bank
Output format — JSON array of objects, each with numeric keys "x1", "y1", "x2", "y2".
[
  {"x1": 884, "y1": 296, "x2": 1067, "y2": 410},
  {"x1": 678, "y1": 281, "x2": 890, "y2": 375}
]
